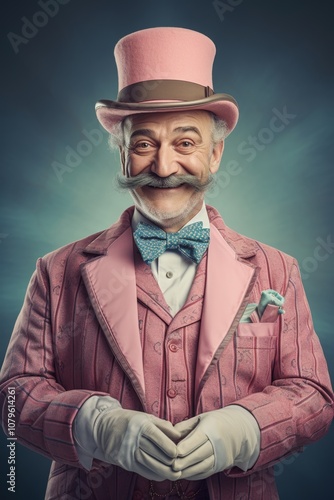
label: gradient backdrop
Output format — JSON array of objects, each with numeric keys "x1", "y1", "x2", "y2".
[{"x1": 1, "y1": 0, "x2": 333, "y2": 498}]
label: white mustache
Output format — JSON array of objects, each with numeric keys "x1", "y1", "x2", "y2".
[{"x1": 115, "y1": 172, "x2": 214, "y2": 192}]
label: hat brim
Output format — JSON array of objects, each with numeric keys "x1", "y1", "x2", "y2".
[{"x1": 95, "y1": 93, "x2": 239, "y2": 136}]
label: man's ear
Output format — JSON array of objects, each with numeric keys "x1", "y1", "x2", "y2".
[{"x1": 209, "y1": 141, "x2": 224, "y2": 174}]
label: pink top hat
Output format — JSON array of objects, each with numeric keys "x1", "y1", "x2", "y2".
[{"x1": 95, "y1": 27, "x2": 239, "y2": 135}]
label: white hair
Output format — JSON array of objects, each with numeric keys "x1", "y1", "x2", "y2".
[
  {"x1": 211, "y1": 113, "x2": 229, "y2": 144},
  {"x1": 107, "y1": 111, "x2": 228, "y2": 151},
  {"x1": 108, "y1": 121, "x2": 124, "y2": 150}
]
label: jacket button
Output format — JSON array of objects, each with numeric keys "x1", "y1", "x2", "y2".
[
  {"x1": 169, "y1": 343, "x2": 178, "y2": 352},
  {"x1": 167, "y1": 388, "x2": 177, "y2": 398}
]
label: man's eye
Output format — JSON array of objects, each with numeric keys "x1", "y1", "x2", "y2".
[
  {"x1": 176, "y1": 140, "x2": 195, "y2": 152},
  {"x1": 136, "y1": 142, "x2": 151, "y2": 149},
  {"x1": 130, "y1": 141, "x2": 154, "y2": 154}
]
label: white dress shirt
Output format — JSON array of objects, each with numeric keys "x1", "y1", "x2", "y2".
[{"x1": 131, "y1": 203, "x2": 210, "y2": 316}]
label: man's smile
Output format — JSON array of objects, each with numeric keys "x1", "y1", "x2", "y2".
[{"x1": 146, "y1": 184, "x2": 186, "y2": 189}]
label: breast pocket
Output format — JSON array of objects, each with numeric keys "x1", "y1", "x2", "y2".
[{"x1": 234, "y1": 322, "x2": 278, "y2": 398}]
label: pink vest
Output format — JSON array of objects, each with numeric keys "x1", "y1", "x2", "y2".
[{"x1": 134, "y1": 248, "x2": 209, "y2": 498}]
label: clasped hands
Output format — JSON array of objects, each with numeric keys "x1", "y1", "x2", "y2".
[{"x1": 93, "y1": 406, "x2": 256, "y2": 481}]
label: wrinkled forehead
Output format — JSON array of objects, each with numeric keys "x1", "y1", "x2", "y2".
[{"x1": 122, "y1": 110, "x2": 213, "y2": 139}]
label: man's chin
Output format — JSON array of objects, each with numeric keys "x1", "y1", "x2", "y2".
[
  {"x1": 132, "y1": 194, "x2": 204, "y2": 230},
  {"x1": 139, "y1": 205, "x2": 185, "y2": 224}
]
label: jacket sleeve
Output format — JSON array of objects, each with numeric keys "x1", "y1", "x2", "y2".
[
  {"x1": 0, "y1": 258, "x2": 108, "y2": 467},
  {"x1": 228, "y1": 258, "x2": 334, "y2": 474}
]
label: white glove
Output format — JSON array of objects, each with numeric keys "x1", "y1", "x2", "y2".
[
  {"x1": 173, "y1": 406, "x2": 260, "y2": 480},
  {"x1": 93, "y1": 406, "x2": 182, "y2": 481}
]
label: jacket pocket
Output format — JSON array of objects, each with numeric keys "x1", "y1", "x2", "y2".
[
  {"x1": 237, "y1": 322, "x2": 276, "y2": 339},
  {"x1": 233, "y1": 323, "x2": 277, "y2": 397}
]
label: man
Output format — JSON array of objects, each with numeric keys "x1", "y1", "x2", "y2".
[{"x1": 0, "y1": 27, "x2": 333, "y2": 500}]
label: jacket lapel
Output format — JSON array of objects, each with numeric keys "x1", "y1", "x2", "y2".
[
  {"x1": 79, "y1": 205, "x2": 260, "y2": 409},
  {"x1": 195, "y1": 223, "x2": 259, "y2": 404},
  {"x1": 81, "y1": 225, "x2": 146, "y2": 407}
]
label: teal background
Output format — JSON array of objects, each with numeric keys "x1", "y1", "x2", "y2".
[{"x1": 0, "y1": 0, "x2": 333, "y2": 498}]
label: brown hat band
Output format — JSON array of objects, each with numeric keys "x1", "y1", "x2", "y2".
[{"x1": 117, "y1": 79, "x2": 214, "y2": 103}]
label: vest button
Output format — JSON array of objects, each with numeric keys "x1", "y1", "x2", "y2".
[
  {"x1": 169, "y1": 343, "x2": 178, "y2": 352},
  {"x1": 166, "y1": 271, "x2": 173, "y2": 279},
  {"x1": 167, "y1": 388, "x2": 177, "y2": 398}
]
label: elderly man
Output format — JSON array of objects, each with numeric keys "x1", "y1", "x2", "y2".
[{"x1": 0, "y1": 27, "x2": 333, "y2": 500}]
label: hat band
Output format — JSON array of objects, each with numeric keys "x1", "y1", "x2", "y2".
[{"x1": 117, "y1": 79, "x2": 214, "y2": 103}]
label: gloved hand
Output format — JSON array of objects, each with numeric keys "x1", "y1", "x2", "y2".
[
  {"x1": 93, "y1": 407, "x2": 182, "y2": 481},
  {"x1": 173, "y1": 406, "x2": 259, "y2": 480}
]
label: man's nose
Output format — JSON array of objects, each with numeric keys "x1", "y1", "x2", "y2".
[{"x1": 150, "y1": 144, "x2": 179, "y2": 177}]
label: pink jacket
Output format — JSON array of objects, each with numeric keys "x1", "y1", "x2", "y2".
[{"x1": 0, "y1": 206, "x2": 333, "y2": 499}]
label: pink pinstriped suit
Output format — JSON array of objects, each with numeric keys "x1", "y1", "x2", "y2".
[{"x1": 0, "y1": 205, "x2": 333, "y2": 499}]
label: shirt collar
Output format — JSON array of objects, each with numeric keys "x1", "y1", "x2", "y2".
[{"x1": 131, "y1": 203, "x2": 210, "y2": 232}]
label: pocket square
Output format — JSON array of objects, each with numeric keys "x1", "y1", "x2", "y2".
[{"x1": 240, "y1": 289, "x2": 285, "y2": 323}]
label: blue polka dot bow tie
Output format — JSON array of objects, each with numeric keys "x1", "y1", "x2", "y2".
[{"x1": 133, "y1": 221, "x2": 210, "y2": 265}]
